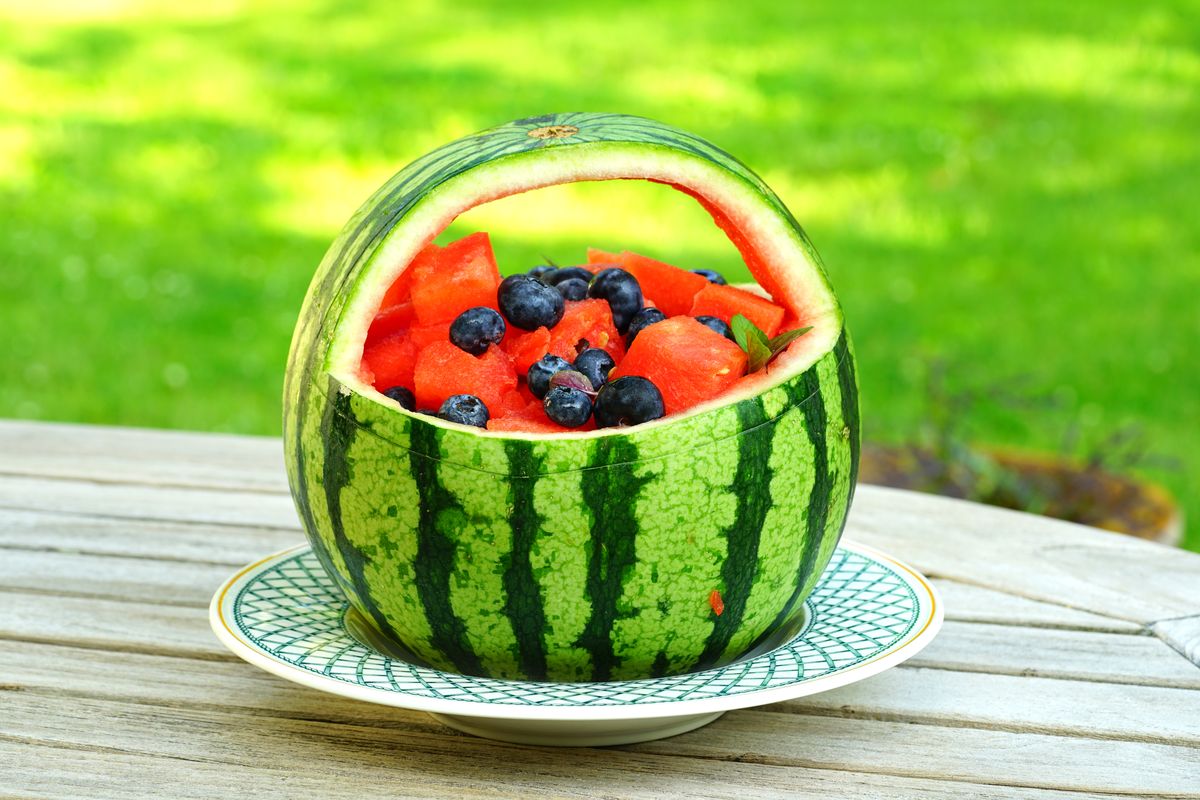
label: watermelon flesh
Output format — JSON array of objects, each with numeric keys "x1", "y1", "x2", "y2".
[{"x1": 610, "y1": 316, "x2": 748, "y2": 416}]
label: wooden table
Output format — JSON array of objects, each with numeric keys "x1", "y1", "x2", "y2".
[{"x1": 1, "y1": 420, "x2": 1198, "y2": 799}]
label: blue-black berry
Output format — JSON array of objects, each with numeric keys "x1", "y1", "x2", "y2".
[
  {"x1": 498, "y1": 275, "x2": 565, "y2": 331},
  {"x1": 528, "y1": 265, "x2": 557, "y2": 282},
  {"x1": 594, "y1": 376, "x2": 665, "y2": 428},
  {"x1": 449, "y1": 307, "x2": 506, "y2": 355},
  {"x1": 625, "y1": 307, "x2": 666, "y2": 345},
  {"x1": 438, "y1": 394, "x2": 489, "y2": 428},
  {"x1": 692, "y1": 268, "x2": 727, "y2": 285},
  {"x1": 694, "y1": 315, "x2": 735, "y2": 341},
  {"x1": 527, "y1": 354, "x2": 573, "y2": 399},
  {"x1": 382, "y1": 386, "x2": 415, "y2": 410},
  {"x1": 543, "y1": 385, "x2": 593, "y2": 428},
  {"x1": 555, "y1": 277, "x2": 590, "y2": 301},
  {"x1": 574, "y1": 348, "x2": 615, "y2": 389},
  {"x1": 587, "y1": 268, "x2": 643, "y2": 334},
  {"x1": 546, "y1": 266, "x2": 593, "y2": 286}
]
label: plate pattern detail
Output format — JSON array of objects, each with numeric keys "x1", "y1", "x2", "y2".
[{"x1": 228, "y1": 546, "x2": 919, "y2": 707}]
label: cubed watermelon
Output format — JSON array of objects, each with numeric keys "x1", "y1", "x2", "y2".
[
  {"x1": 366, "y1": 301, "x2": 415, "y2": 345},
  {"x1": 547, "y1": 299, "x2": 625, "y2": 363},
  {"x1": 617, "y1": 251, "x2": 709, "y2": 317},
  {"x1": 689, "y1": 283, "x2": 786, "y2": 338},
  {"x1": 413, "y1": 340, "x2": 516, "y2": 413},
  {"x1": 610, "y1": 316, "x2": 748, "y2": 416},
  {"x1": 363, "y1": 332, "x2": 419, "y2": 392},
  {"x1": 379, "y1": 242, "x2": 436, "y2": 310},
  {"x1": 410, "y1": 232, "x2": 502, "y2": 325},
  {"x1": 501, "y1": 326, "x2": 552, "y2": 375}
]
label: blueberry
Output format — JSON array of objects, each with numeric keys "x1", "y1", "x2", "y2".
[
  {"x1": 555, "y1": 277, "x2": 589, "y2": 301},
  {"x1": 587, "y1": 268, "x2": 643, "y2": 334},
  {"x1": 527, "y1": 354, "x2": 573, "y2": 399},
  {"x1": 449, "y1": 307, "x2": 506, "y2": 355},
  {"x1": 543, "y1": 385, "x2": 593, "y2": 428},
  {"x1": 626, "y1": 307, "x2": 666, "y2": 346},
  {"x1": 695, "y1": 315, "x2": 736, "y2": 341},
  {"x1": 528, "y1": 265, "x2": 557, "y2": 282},
  {"x1": 498, "y1": 275, "x2": 565, "y2": 331},
  {"x1": 574, "y1": 348, "x2": 615, "y2": 389},
  {"x1": 594, "y1": 376, "x2": 665, "y2": 428},
  {"x1": 438, "y1": 394, "x2": 489, "y2": 428},
  {"x1": 382, "y1": 386, "x2": 415, "y2": 410},
  {"x1": 692, "y1": 268, "x2": 727, "y2": 285},
  {"x1": 546, "y1": 266, "x2": 593, "y2": 286}
]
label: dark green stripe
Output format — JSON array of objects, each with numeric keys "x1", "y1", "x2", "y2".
[
  {"x1": 502, "y1": 441, "x2": 548, "y2": 680},
  {"x1": 694, "y1": 397, "x2": 773, "y2": 669},
  {"x1": 576, "y1": 438, "x2": 650, "y2": 681},
  {"x1": 762, "y1": 366, "x2": 832, "y2": 636},
  {"x1": 408, "y1": 425, "x2": 484, "y2": 676},
  {"x1": 834, "y1": 332, "x2": 861, "y2": 502},
  {"x1": 319, "y1": 381, "x2": 394, "y2": 638}
]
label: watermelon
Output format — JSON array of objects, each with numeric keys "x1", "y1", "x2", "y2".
[{"x1": 284, "y1": 113, "x2": 859, "y2": 682}]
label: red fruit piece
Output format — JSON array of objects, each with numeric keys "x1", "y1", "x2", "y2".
[
  {"x1": 610, "y1": 316, "x2": 747, "y2": 416},
  {"x1": 379, "y1": 242, "x2": 437, "y2": 311},
  {"x1": 366, "y1": 301, "x2": 415, "y2": 345},
  {"x1": 547, "y1": 299, "x2": 625, "y2": 363},
  {"x1": 502, "y1": 326, "x2": 552, "y2": 375},
  {"x1": 689, "y1": 283, "x2": 785, "y2": 338},
  {"x1": 487, "y1": 415, "x2": 574, "y2": 434},
  {"x1": 409, "y1": 322, "x2": 453, "y2": 350},
  {"x1": 617, "y1": 250, "x2": 709, "y2": 317},
  {"x1": 413, "y1": 340, "x2": 516, "y2": 413},
  {"x1": 363, "y1": 332, "x2": 419, "y2": 392},
  {"x1": 410, "y1": 232, "x2": 502, "y2": 325}
]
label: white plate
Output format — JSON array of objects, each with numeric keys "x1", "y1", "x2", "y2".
[{"x1": 210, "y1": 540, "x2": 941, "y2": 746}]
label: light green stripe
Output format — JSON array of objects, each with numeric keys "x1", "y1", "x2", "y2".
[
  {"x1": 528, "y1": 442, "x2": 595, "y2": 681},
  {"x1": 610, "y1": 410, "x2": 743, "y2": 678},
  {"x1": 732, "y1": 386, "x2": 818, "y2": 655},
  {"x1": 332, "y1": 419, "x2": 440, "y2": 665},
  {"x1": 801, "y1": 354, "x2": 854, "y2": 598},
  {"x1": 437, "y1": 435, "x2": 521, "y2": 677}
]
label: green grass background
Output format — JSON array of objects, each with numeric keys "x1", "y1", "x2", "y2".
[{"x1": 2, "y1": 1, "x2": 1196, "y2": 548}]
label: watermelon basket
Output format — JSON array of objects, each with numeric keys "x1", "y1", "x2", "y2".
[{"x1": 284, "y1": 113, "x2": 859, "y2": 682}]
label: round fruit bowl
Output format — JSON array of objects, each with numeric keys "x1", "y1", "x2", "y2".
[{"x1": 284, "y1": 113, "x2": 859, "y2": 682}]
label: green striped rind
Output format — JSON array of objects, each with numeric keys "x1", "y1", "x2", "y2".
[{"x1": 291, "y1": 329, "x2": 858, "y2": 681}]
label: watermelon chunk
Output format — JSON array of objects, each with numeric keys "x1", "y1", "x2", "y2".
[
  {"x1": 379, "y1": 242, "x2": 435, "y2": 310},
  {"x1": 410, "y1": 232, "x2": 502, "y2": 325},
  {"x1": 616, "y1": 251, "x2": 709, "y2": 317},
  {"x1": 610, "y1": 316, "x2": 748, "y2": 416},
  {"x1": 409, "y1": 322, "x2": 452, "y2": 350},
  {"x1": 413, "y1": 340, "x2": 516, "y2": 413},
  {"x1": 547, "y1": 299, "x2": 625, "y2": 363},
  {"x1": 366, "y1": 301, "x2": 415, "y2": 345},
  {"x1": 363, "y1": 332, "x2": 418, "y2": 392},
  {"x1": 689, "y1": 283, "x2": 786, "y2": 338},
  {"x1": 501, "y1": 326, "x2": 552, "y2": 375}
]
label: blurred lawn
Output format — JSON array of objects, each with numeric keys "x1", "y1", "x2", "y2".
[{"x1": 1, "y1": 1, "x2": 1196, "y2": 548}]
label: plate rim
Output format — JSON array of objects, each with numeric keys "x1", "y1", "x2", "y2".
[{"x1": 209, "y1": 539, "x2": 942, "y2": 722}]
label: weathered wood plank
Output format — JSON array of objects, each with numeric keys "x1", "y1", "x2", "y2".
[
  {"x1": 634, "y1": 711, "x2": 1200, "y2": 797},
  {"x1": 4, "y1": 693, "x2": 1195, "y2": 798},
  {"x1": 1154, "y1": 615, "x2": 1200, "y2": 668},
  {"x1": 3, "y1": 577, "x2": 1194, "y2": 687},
  {"x1": 931, "y1": 579, "x2": 1142, "y2": 633},
  {"x1": 849, "y1": 485, "x2": 1200, "y2": 624},
  {"x1": 0, "y1": 509, "x2": 303, "y2": 566},
  {"x1": 0, "y1": 474, "x2": 299, "y2": 530},
  {"x1": 913, "y1": 620, "x2": 1200, "y2": 688},
  {"x1": 0, "y1": 743, "x2": 1125, "y2": 800},
  {"x1": 4, "y1": 641, "x2": 1197, "y2": 749},
  {"x1": 0, "y1": 527, "x2": 1143, "y2": 635},
  {"x1": 0, "y1": 419, "x2": 287, "y2": 493}
]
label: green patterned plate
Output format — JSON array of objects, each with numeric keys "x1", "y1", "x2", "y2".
[{"x1": 210, "y1": 540, "x2": 941, "y2": 746}]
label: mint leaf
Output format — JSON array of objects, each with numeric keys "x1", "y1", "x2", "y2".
[{"x1": 731, "y1": 314, "x2": 813, "y2": 373}]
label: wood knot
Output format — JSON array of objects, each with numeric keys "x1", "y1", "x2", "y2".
[{"x1": 527, "y1": 124, "x2": 579, "y2": 139}]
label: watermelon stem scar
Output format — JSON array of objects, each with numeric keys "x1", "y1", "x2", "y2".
[{"x1": 285, "y1": 113, "x2": 860, "y2": 681}]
